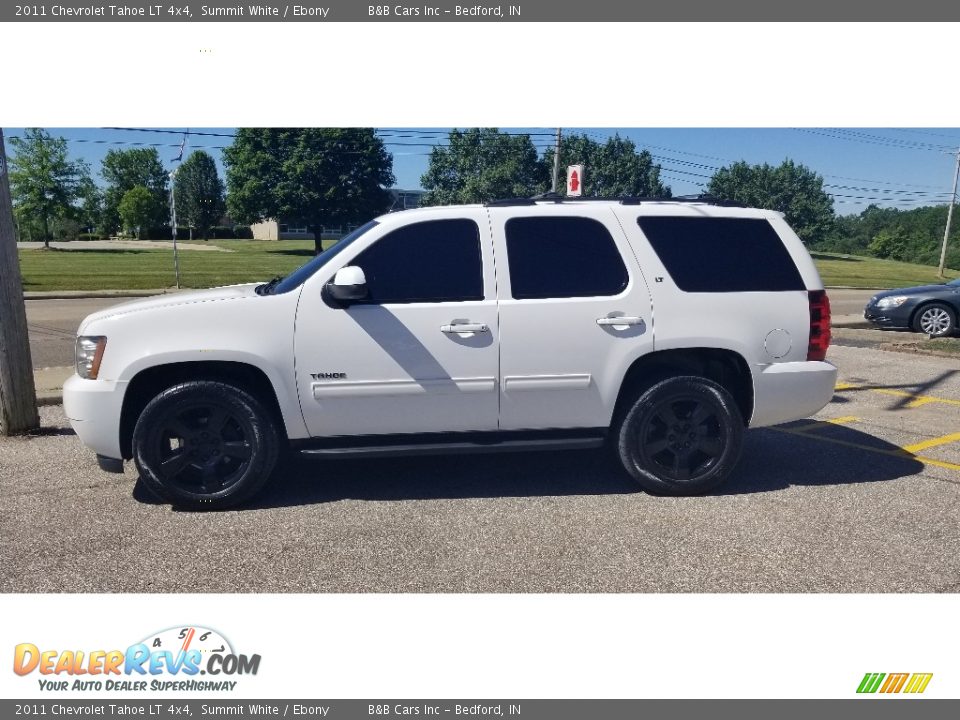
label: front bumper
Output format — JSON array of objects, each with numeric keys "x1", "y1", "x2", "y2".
[
  {"x1": 63, "y1": 373, "x2": 127, "y2": 463},
  {"x1": 863, "y1": 304, "x2": 913, "y2": 330},
  {"x1": 750, "y1": 360, "x2": 838, "y2": 428}
]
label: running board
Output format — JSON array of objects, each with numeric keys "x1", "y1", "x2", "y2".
[{"x1": 298, "y1": 436, "x2": 605, "y2": 460}]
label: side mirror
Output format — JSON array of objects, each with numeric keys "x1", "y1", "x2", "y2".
[{"x1": 325, "y1": 266, "x2": 368, "y2": 303}]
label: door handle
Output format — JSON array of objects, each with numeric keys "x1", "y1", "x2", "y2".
[
  {"x1": 441, "y1": 323, "x2": 489, "y2": 334},
  {"x1": 596, "y1": 316, "x2": 644, "y2": 326}
]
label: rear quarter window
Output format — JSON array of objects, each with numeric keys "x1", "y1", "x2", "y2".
[{"x1": 637, "y1": 216, "x2": 805, "y2": 292}]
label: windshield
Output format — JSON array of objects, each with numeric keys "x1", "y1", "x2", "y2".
[
  {"x1": 268, "y1": 220, "x2": 380, "y2": 295},
  {"x1": 948, "y1": 278, "x2": 960, "y2": 287}
]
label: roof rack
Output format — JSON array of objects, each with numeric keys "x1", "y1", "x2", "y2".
[{"x1": 483, "y1": 193, "x2": 750, "y2": 208}]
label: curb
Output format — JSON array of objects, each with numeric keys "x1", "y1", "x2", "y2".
[{"x1": 25, "y1": 289, "x2": 177, "y2": 300}]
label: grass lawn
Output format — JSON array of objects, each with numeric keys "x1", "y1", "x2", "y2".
[
  {"x1": 18, "y1": 240, "x2": 332, "y2": 292},
  {"x1": 812, "y1": 252, "x2": 960, "y2": 288},
  {"x1": 923, "y1": 338, "x2": 960, "y2": 354},
  {"x1": 16, "y1": 242, "x2": 960, "y2": 293}
]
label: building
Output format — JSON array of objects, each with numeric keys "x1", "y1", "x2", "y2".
[{"x1": 250, "y1": 189, "x2": 424, "y2": 241}]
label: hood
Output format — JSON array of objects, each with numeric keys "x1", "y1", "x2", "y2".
[
  {"x1": 872, "y1": 283, "x2": 949, "y2": 300},
  {"x1": 78, "y1": 283, "x2": 262, "y2": 333}
]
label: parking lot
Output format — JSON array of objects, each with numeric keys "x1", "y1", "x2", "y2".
[{"x1": 2, "y1": 338, "x2": 958, "y2": 594}]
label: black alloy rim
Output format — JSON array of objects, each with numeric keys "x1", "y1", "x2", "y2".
[
  {"x1": 152, "y1": 402, "x2": 253, "y2": 495},
  {"x1": 638, "y1": 394, "x2": 726, "y2": 482}
]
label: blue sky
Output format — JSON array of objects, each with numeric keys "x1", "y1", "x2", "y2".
[{"x1": 7, "y1": 127, "x2": 960, "y2": 216}]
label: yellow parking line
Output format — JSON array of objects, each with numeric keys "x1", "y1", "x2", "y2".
[
  {"x1": 902, "y1": 432, "x2": 960, "y2": 454},
  {"x1": 772, "y1": 427, "x2": 960, "y2": 473},
  {"x1": 790, "y1": 416, "x2": 860, "y2": 432},
  {"x1": 834, "y1": 383, "x2": 960, "y2": 408},
  {"x1": 913, "y1": 456, "x2": 960, "y2": 472},
  {"x1": 825, "y1": 415, "x2": 860, "y2": 425}
]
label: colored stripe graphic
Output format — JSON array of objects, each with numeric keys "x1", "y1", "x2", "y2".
[
  {"x1": 880, "y1": 673, "x2": 909, "y2": 693},
  {"x1": 903, "y1": 673, "x2": 933, "y2": 694},
  {"x1": 857, "y1": 672, "x2": 932, "y2": 694},
  {"x1": 857, "y1": 673, "x2": 885, "y2": 693}
]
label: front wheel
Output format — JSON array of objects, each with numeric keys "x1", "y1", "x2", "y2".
[
  {"x1": 132, "y1": 381, "x2": 279, "y2": 510},
  {"x1": 615, "y1": 376, "x2": 744, "y2": 496},
  {"x1": 913, "y1": 303, "x2": 956, "y2": 337}
]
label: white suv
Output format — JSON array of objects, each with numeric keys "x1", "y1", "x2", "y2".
[{"x1": 64, "y1": 198, "x2": 837, "y2": 509}]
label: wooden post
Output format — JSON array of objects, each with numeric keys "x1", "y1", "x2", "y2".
[{"x1": 0, "y1": 128, "x2": 40, "y2": 434}]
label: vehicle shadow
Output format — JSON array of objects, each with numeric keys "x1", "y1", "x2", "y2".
[
  {"x1": 132, "y1": 421, "x2": 926, "y2": 510},
  {"x1": 834, "y1": 369, "x2": 958, "y2": 410},
  {"x1": 720, "y1": 421, "x2": 925, "y2": 495}
]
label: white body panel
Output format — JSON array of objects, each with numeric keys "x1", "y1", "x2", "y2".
[
  {"x1": 293, "y1": 207, "x2": 500, "y2": 436},
  {"x1": 63, "y1": 200, "x2": 837, "y2": 464},
  {"x1": 64, "y1": 284, "x2": 309, "y2": 459},
  {"x1": 490, "y1": 205, "x2": 654, "y2": 430},
  {"x1": 615, "y1": 205, "x2": 832, "y2": 425}
]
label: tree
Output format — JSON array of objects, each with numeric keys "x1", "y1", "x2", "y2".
[
  {"x1": 868, "y1": 226, "x2": 911, "y2": 260},
  {"x1": 8, "y1": 128, "x2": 90, "y2": 249},
  {"x1": 815, "y1": 203, "x2": 960, "y2": 269},
  {"x1": 174, "y1": 150, "x2": 225, "y2": 240},
  {"x1": 77, "y1": 177, "x2": 104, "y2": 236},
  {"x1": 118, "y1": 186, "x2": 156, "y2": 239},
  {"x1": 420, "y1": 128, "x2": 545, "y2": 205},
  {"x1": 707, "y1": 160, "x2": 835, "y2": 244},
  {"x1": 224, "y1": 128, "x2": 395, "y2": 254},
  {"x1": 101, "y1": 148, "x2": 168, "y2": 234},
  {"x1": 541, "y1": 134, "x2": 671, "y2": 198}
]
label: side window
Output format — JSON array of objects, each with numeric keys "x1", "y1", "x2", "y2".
[
  {"x1": 637, "y1": 216, "x2": 805, "y2": 292},
  {"x1": 351, "y1": 219, "x2": 483, "y2": 304},
  {"x1": 505, "y1": 217, "x2": 629, "y2": 300}
]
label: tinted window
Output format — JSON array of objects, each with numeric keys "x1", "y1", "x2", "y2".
[
  {"x1": 505, "y1": 217, "x2": 629, "y2": 300},
  {"x1": 637, "y1": 216, "x2": 805, "y2": 292},
  {"x1": 351, "y1": 219, "x2": 483, "y2": 303}
]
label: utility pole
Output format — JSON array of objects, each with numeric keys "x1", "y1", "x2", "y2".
[
  {"x1": 551, "y1": 127, "x2": 562, "y2": 194},
  {"x1": 169, "y1": 169, "x2": 181, "y2": 289},
  {"x1": 0, "y1": 129, "x2": 40, "y2": 435},
  {"x1": 169, "y1": 131, "x2": 187, "y2": 289},
  {"x1": 938, "y1": 146, "x2": 960, "y2": 279}
]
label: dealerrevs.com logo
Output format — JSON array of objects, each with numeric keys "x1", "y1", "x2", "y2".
[
  {"x1": 13, "y1": 626, "x2": 261, "y2": 693},
  {"x1": 857, "y1": 673, "x2": 933, "y2": 694}
]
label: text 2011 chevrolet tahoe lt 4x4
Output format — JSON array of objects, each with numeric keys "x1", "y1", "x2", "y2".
[{"x1": 64, "y1": 198, "x2": 836, "y2": 509}]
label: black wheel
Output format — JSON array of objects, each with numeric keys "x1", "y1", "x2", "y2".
[
  {"x1": 132, "y1": 381, "x2": 279, "y2": 510},
  {"x1": 615, "y1": 376, "x2": 743, "y2": 496},
  {"x1": 913, "y1": 302, "x2": 956, "y2": 337}
]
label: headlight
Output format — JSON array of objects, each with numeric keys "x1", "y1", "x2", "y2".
[
  {"x1": 75, "y1": 336, "x2": 107, "y2": 379},
  {"x1": 875, "y1": 295, "x2": 909, "y2": 310}
]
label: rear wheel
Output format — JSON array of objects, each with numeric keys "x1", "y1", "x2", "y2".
[
  {"x1": 132, "y1": 381, "x2": 279, "y2": 510},
  {"x1": 913, "y1": 302, "x2": 956, "y2": 337},
  {"x1": 615, "y1": 376, "x2": 743, "y2": 495}
]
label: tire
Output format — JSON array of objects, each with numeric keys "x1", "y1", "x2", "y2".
[
  {"x1": 132, "y1": 381, "x2": 279, "y2": 510},
  {"x1": 913, "y1": 302, "x2": 956, "y2": 337},
  {"x1": 615, "y1": 376, "x2": 743, "y2": 496}
]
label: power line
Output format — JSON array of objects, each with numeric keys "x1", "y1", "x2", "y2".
[
  {"x1": 824, "y1": 128, "x2": 954, "y2": 151},
  {"x1": 13, "y1": 128, "x2": 960, "y2": 211},
  {"x1": 793, "y1": 128, "x2": 954, "y2": 152},
  {"x1": 890, "y1": 128, "x2": 960, "y2": 142}
]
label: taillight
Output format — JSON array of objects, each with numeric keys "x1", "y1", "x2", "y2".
[{"x1": 808, "y1": 290, "x2": 831, "y2": 361}]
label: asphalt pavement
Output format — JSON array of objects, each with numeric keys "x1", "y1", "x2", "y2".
[{"x1": 2, "y1": 342, "x2": 958, "y2": 594}]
